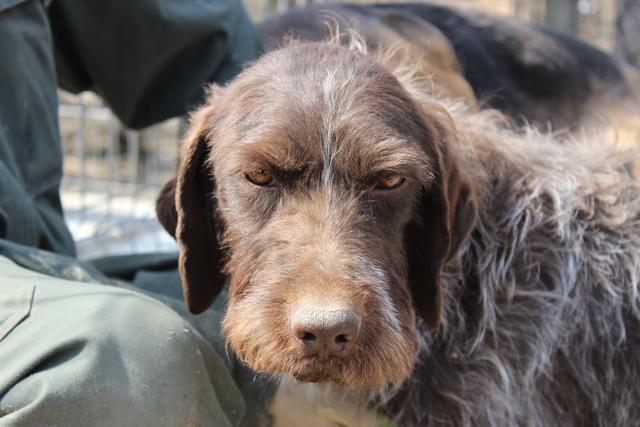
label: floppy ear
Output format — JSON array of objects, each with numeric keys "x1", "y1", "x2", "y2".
[
  {"x1": 406, "y1": 106, "x2": 477, "y2": 329},
  {"x1": 155, "y1": 94, "x2": 227, "y2": 314},
  {"x1": 156, "y1": 178, "x2": 178, "y2": 236}
]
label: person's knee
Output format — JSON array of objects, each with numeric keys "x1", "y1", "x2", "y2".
[
  {"x1": 86, "y1": 289, "x2": 210, "y2": 382},
  {"x1": 79, "y1": 290, "x2": 240, "y2": 423},
  {"x1": 2, "y1": 284, "x2": 240, "y2": 425}
]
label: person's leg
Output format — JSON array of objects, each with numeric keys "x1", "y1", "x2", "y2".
[
  {"x1": 0, "y1": 3, "x2": 253, "y2": 425},
  {"x1": 0, "y1": 0, "x2": 75, "y2": 256},
  {"x1": 0, "y1": 255, "x2": 245, "y2": 426}
]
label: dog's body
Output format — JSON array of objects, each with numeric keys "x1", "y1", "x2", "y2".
[
  {"x1": 259, "y1": 3, "x2": 640, "y2": 130},
  {"x1": 157, "y1": 39, "x2": 640, "y2": 426},
  {"x1": 385, "y1": 108, "x2": 640, "y2": 425}
]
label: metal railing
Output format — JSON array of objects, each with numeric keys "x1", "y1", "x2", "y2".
[{"x1": 59, "y1": 94, "x2": 181, "y2": 259}]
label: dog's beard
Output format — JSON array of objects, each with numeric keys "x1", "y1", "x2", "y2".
[{"x1": 222, "y1": 291, "x2": 417, "y2": 391}]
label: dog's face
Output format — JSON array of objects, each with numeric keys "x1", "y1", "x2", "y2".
[{"x1": 157, "y1": 43, "x2": 476, "y2": 391}]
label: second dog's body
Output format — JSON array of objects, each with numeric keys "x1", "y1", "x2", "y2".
[{"x1": 259, "y1": 3, "x2": 640, "y2": 130}]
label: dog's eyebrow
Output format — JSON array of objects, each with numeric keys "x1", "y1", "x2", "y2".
[
  {"x1": 335, "y1": 136, "x2": 434, "y2": 181},
  {"x1": 367, "y1": 155, "x2": 431, "y2": 179},
  {"x1": 233, "y1": 138, "x2": 317, "y2": 172}
]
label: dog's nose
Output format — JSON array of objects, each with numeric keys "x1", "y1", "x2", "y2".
[{"x1": 290, "y1": 307, "x2": 361, "y2": 355}]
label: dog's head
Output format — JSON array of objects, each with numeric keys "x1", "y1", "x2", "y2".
[{"x1": 157, "y1": 42, "x2": 476, "y2": 390}]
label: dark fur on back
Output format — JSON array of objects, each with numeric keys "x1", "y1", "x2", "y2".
[{"x1": 371, "y1": 3, "x2": 637, "y2": 128}]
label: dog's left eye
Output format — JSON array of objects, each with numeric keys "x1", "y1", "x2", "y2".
[
  {"x1": 374, "y1": 173, "x2": 405, "y2": 190},
  {"x1": 246, "y1": 169, "x2": 274, "y2": 186}
]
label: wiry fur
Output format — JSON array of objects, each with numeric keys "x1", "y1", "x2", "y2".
[
  {"x1": 381, "y1": 43, "x2": 640, "y2": 425},
  {"x1": 384, "y1": 109, "x2": 640, "y2": 426},
  {"x1": 156, "y1": 36, "x2": 640, "y2": 426}
]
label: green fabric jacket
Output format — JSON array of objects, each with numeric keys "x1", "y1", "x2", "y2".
[
  {"x1": 0, "y1": 0, "x2": 261, "y2": 255},
  {"x1": 49, "y1": 0, "x2": 261, "y2": 129}
]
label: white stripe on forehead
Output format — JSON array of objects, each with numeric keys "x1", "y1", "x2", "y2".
[{"x1": 321, "y1": 65, "x2": 358, "y2": 186}]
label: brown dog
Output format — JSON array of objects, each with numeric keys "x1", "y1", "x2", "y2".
[
  {"x1": 157, "y1": 40, "x2": 640, "y2": 426},
  {"x1": 157, "y1": 41, "x2": 470, "y2": 390}
]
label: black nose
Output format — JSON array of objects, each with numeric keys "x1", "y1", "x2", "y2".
[{"x1": 290, "y1": 307, "x2": 361, "y2": 355}]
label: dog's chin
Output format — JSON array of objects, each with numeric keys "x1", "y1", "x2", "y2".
[
  {"x1": 249, "y1": 352, "x2": 401, "y2": 391},
  {"x1": 291, "y1": 368, "x2": 340, "y2": 384},
  {"x1": 238, "y1": 350, "x2": 356, "y2": 386},
  {"x1": 288, "y1": 355, "x2": 352, "y2": 384},
  {"x1": 265, "y1": 355, "x2": 344, "y2": 384}
]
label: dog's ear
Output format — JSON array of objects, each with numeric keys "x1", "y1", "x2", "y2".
[
  {"x1": 407, "y1": 105, "x2": 477, "y2": 329},
  {"x1": 156, "y1": 178, "x2": 178, "y2": 236},
  {"x1": 156, "y1": 89, "x2": 226, "y2": 314}
]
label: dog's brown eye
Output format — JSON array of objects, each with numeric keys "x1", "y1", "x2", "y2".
[
  {"x1": 375, "y1": 174, "x2": 405, "y2": 190},
  {"x1": 246, "y1": 169, "x2": 273, "y2": 186}
]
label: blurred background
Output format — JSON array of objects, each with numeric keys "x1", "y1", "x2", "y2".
[{"x1": 59, "y1": 0, "x2": 639, "y2": 259}]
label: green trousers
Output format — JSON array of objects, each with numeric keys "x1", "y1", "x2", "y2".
[
  {"x1": 0, "y1": 0, "x2": 269, "y2": 425},
  {"x1": 0, "y1": 252, "x2": 247, "y2": 426}
]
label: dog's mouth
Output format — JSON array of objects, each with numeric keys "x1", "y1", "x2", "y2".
[
  {"x1": 288, "y1": 354, "x2": 349, "y2": 384},
  {"x1": 292, "y1": 370, "x2": 337, "y2": 383},
  {"x1": 231, "y1": 333, "x2": 414, "y2": 390}
]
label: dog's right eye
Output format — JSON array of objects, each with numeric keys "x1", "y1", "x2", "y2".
[
  {"x1": 245, "y1": 169, "x2": 274, "y2": 186},
  {"x1": 374, "y1": 173, "x2": 405, "y2": 191}
]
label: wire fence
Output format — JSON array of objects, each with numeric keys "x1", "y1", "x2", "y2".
[
  {"x1": 59, "y1": 93, "x2": 182, "y2": 258},
  {"x1": 59, "y1": 0, "x2": 622, "y2": 259}
]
